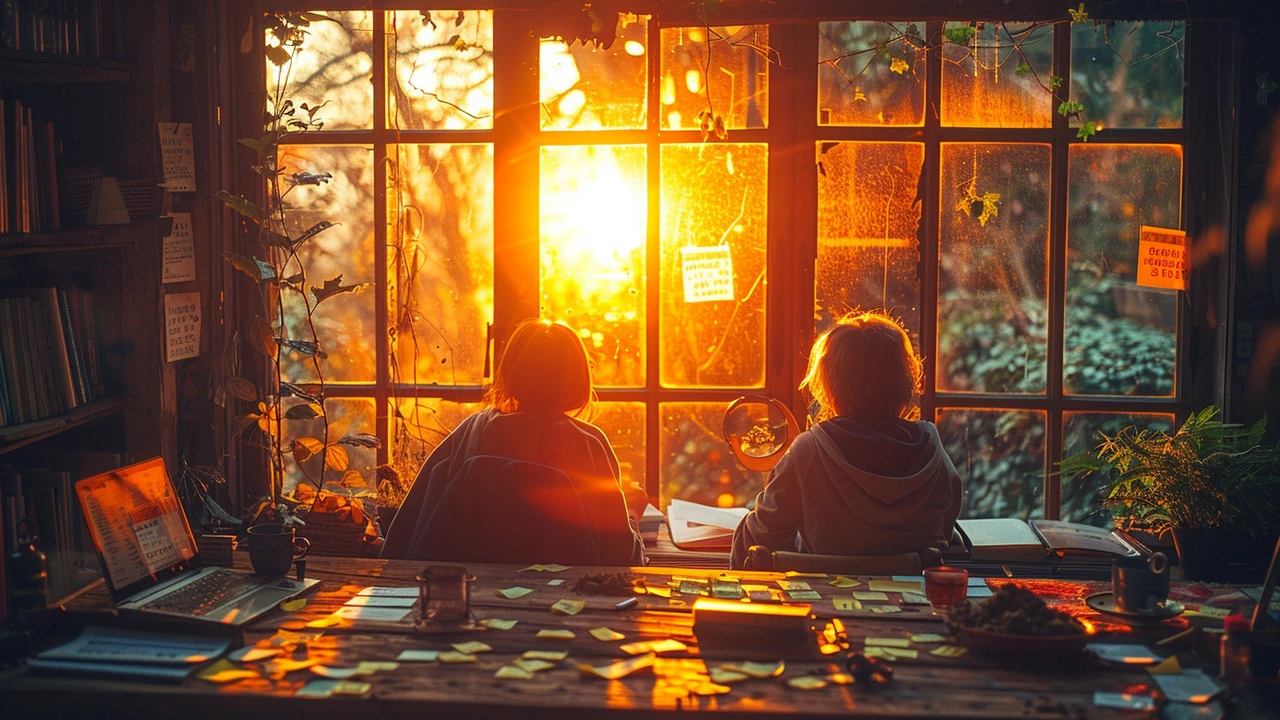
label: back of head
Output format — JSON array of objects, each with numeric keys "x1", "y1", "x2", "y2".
[
  {"x1": 487, "y1": 319, "x2": 593, "y2": 418},
  {"x1": 802, "y1": 310, "x2": 923, "y2": 422}
]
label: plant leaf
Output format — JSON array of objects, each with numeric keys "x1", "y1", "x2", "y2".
[
  {"x1": 224, "y1": 252, "x2": 271, "y2": 282},
  {"x1": 311, "y1": 275, "x2": 373, "y2": 306},
  {"x1": 250, "y1": 316, "x2": 278, "y2": 358},
  {"x1": 943, "y1": 25, "x2": 975, "y2": 46},
  {"x1": 326, "y1": 445, "x2": 350, "y2": 472},
  {"x1": 216, "y1": 191, "x2": 267, "y2": 222},
  {"x1": 280, "y1": 338, "x2": 326, "y2": 358},
  {"x1": 338, "y1": 468, "x2": 366, "y2": 488},
  {"x1": 265, "y1": 44, "x2": 291, "y2": 67},
  {"x1": 292, "y1": 436, "x2": 325, "y2": 462},
  {"x1": 294, "y1": 221, "x2": 335, "y2": 247},
  {"x1": 284, "y1": 403, "x2": 324, "y2": 420},
  {"x1": 223, "y1": 377, "x2": 258, "y2": 402},
  {"x1": 337, "y1": 433, "x2": 382, "y2": 449}
]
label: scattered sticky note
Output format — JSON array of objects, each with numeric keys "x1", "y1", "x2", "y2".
[
  {"x1": 784, "y1": 571, "x2": 827, "y2": 578},
  {"x1": 358, "y1": 586, "x2": 418, "y2": 597},
  {"x1": 577, "y1": 652, "x2": 656, "y2": 680},
  {"x1": 786, "y1": 589, "x2": 823, "y2": 601},
  {"x1": 310, "y1": 665, "x2": 369, "y2": 679},
  {"x1": 520, "y1": 563, "x2": 571, "y2": 572},
  {"x1": 523, "y1": 650, "x2": 568, "y2": 661},
  {"x1": 777, "y1": 580, "x2": 811, "y2": 591},
  {"x1": 479, "y1": 618, "x2": 518, "y2": 630},
  {"x1": 537, "y1": 629, "x2": 576, "y2": 639},
  {"x1": 264, "y1": 658, "x2": 321, "y2": 675},
  {"x1": 333, "y1": 606, "x2": 412, "y2": 623},
  {"x1": 645, "y1": 585, "x2": 672, "y2": 598},
  {"x1": 306, "y1": 616, "x2": 343, "y2": 628},
  {"x1": 438, "y1": 651, "x2": 478, "y2": 664},
  {"x1": 833, "y1": 597, "x2": 863, "y2": 612},
  {"x1": 356, "y1": 661, "x2": 399, "y2": 673},
  {"x1": 198, "y1": 659, "x2": 259, "y2": 683},
  {"x1": 723, "y1": 660, "x2": 785, "y2": 678},
  {"x1": 910, "y1": 634, "x2": 947, "y2": 643},
  {"x1": 1148, "y1": 655, "x2": 1184, "y2": 675},
  {"x1": 709, "y1": 668, "x2": 750, "y2": 684},
  {"x1": 228, "y1": 646, "x2": 282, "y2": 663},
  {"x1": 551, "y1": 599, "x2": 586, "y2": 616},
  {"x1": 279, "y1": 598, "x2": 307, "y2": 612},
  {"x1": 931, "y1": 645, "x2": 967, "y2": 658},
  {"x1": 788, "y1": 676, "x2": 828, "y2": 690},
  {"x1": 514, "y1": 658, "x2": 555, "y2": 673},
  {"x1": 1152, "y1": 669, "x2": 1224, "y2": 703},
  {"x1": 499, "y1": 587, "x2": 534, "y2": 599},
  {"x1": 1186, "y1": 606, "x2": 1231, "y2": 619},
  {"x1": 331, "y1": 681, "x2": 371, "y2": 696},
  {"x1": 865, "y1": 637, "x2": 911, "y2": 648},
  {"x1": 452, "y1": 641, "x2": 492, "y2": 654},
  {"x1": 620, "y1": 639, "x2": 687, "y2": 655},
  {"x1": 589, "y1": 627, "x2": 625, "y2": 642},
  {"x1": 868, "y1": 580, "x2": 924, "y2": 593},
  {"x1": 495, "y1": 665, "x2": 534, "y2": 680},
  {"x1": 901, "y1": 592, "x2": 930, "y2": 605},
  {"x1": 828, "y1": 576, "x2": 860, "y2": 588},
  {"x1": 869, "y1": 605, "x2": 902, "y2": 614},
  {"x1": 396, "y1": 650, "x2": 439, "y2": 662},
  {"x1": 547, "y1": 579, "x2": 565, "y2": 586},
  {"x1": 852, "y1": 591, "x2": 889, "y2": 601},
  {"x1": 967, "y1": 585, "x2": 994, "y2": 598},
  {"x1": 295, "y1": 679, "x2": 342, "y2": 698}
]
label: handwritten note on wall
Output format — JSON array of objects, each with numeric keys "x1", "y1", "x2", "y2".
[
  {"x1": 164, "y1": 292, "x2": 201, "y2": 362},
  {"x1": 1136, "y1": 226, "x2": 1188, "y2": 291},
  {"x1": 158, "y1": 123, "x2": 196, "y2": 192},
  {"x1": 680, "y1": 245, "x2": 735, "y2": 303},
  {"x1": 162, "y1": 213, "x2": 195, "y2": 283}
]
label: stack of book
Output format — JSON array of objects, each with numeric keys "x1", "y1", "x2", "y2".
[
  {"x1": 0, "y1": 286, "x2": 101, "y2": 427},
  {"x1": 1, "y1": 99, "x2": 62, "y2": 235}
]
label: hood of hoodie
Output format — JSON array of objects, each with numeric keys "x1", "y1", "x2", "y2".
[{"x1": 808, "y1": 417, "x2": 947, "y2": 526}]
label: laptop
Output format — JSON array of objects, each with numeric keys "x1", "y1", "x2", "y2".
[{"x1": 76, "y1": 457, "x2": 319, "y2": 626}]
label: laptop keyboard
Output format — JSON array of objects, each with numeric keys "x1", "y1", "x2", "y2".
[{"x1": 143, "y1": 569, "x2": 261, "y2": 616}]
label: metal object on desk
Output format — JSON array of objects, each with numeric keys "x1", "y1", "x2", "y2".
[{"x1": 416, "y1": 564, "x2": 477, "y2": 631}]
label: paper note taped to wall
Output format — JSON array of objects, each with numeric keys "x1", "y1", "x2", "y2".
[
  {"x1": 163, "y1": 213, "x2": 196, "y2": 283},
  {"x1": 1136, "y1": 226, "x2": 1187, "y2": 291},
  {"x1": 158, "y1": 122, "x2": 196, "y2": 192},
  {"x1": 681, "y1": 245, "x2": 734, "y2": 303},
  {"x1": 165, "y1": 292, "x2": 201, "y2": 362}
]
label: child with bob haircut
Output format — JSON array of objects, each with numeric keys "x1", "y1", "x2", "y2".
[
  {"x1": 729, "y1": 310, "x2": 962, "y2": 569},
  {"x1": 383, "y1": 318, "x2": 647, "y2": 565}
]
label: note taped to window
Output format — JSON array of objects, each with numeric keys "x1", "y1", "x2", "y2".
[
  {"x1": 681, "y1": 245, "x2": 734, "y2": 303},
  {"x1": 1136, "y1": 226, "x2": 1187, "y2": 291}
]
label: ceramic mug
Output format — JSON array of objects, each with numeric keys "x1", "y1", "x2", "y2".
[
  {"x1": 1112, "y1": 552, "x2": 1170, "y2": 613},
  {"x1": 247, "y1": 524, "x2": 310, "y2": 577}
]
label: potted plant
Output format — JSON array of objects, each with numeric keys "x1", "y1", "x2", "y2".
[
  {"x1": 216, "y1": 12, "x2": 380, "y2": 552},
  {"x1": 1061, "y1": 406, "x2": 1280, "y2": 582}
]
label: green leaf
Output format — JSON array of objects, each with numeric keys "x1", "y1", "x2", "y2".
[
  {"x1": 943, "y1": 25, "x2": 975, "y2": 46},
  {"x1": 294, "y1": 221, "x2": 335, "y2": 247},
  {"x1": 216, "y1": 190, "x2": 267, "y2": 222},
  {"x1": 223, "y1": 252, "x2": 276, "y2": 282},
  {"x1": 1015, "y1": 60, "x2": 1030, "y2": 76},
  {"x1": 1050, "y1": 75, "x2": 1064, "y2": 91},
  {"x1": 265, "y1": 44, "x2": 291, "y2": 67},
  {"x1": 285, "y1": 403, "x2": 324, "y2": 421},
  {"x1": 1057, "y1": 100, "x2": 1085, "y2": 117},
  {"x1": 223, "y1": 377, "x2": 258, "y2": 402},
  {"x1": 1076, "y1": 121, "x2": 1100, "y2": 141}
]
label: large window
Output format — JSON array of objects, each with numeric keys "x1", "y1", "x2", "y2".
[{"x1": 252, "y1": 8, "x2": 1191, "y2": 524}]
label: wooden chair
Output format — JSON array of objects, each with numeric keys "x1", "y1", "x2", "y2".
[{"x1": 743, "y1": 544, "x2": 944, "y2": 575}]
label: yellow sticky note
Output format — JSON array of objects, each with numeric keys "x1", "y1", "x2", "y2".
[
  {"x1": 499, "y1": 586, "x2": 534, "y2": 599},
  {"x1": 645, "y1": 585, "x2": 672, "y2": 598},
  {"x1": 356, "y1": 661, "x2": 399, "y2": 673},
  {"x1": 495, "y1": 665, "x2": 534, "y2": 680},
  {"x1": 620, "y1": 639, "x2": 687, "y2": 655},
  {"x1": 833, "y1": 597, "x2": 862, "y2": 612},
  {"x1": 692, "y1": 681, "x2": 732, "y2": 696},
  {"x1": 777, "y1": 580, "x2": 811, "y2": 591},
  {"x1": 264, "y1": 657, "x2": 320, "y2": 675},
  {"x1": 931, "y1": 645, "x2": 967, "y2": 658},
  {"x1": 541, "y1": 564, "x2": 571, "y2": 572},
  {"x1": 828, "y1": 672, "x2": 855, "y2": 685},
  {"x1": 279, "y1": 598, "x2": 307, "y2": 612},
  {"x1": 310, "y1": 665, "x2": 369, "y2": 679},
  {"x1": 868, "y1": 580, "x2": 924, "y2": 593},
  {"x1": 537, "y1": 629, "x2": 576, "y2": 639},
  {"x1": 551, "y1": 599, "x2": 586, "y2": 616},
  {"x1": 514, "y1": 658, "x2": 555, "y2": 673},
  {"x1": 589, "y1": 627, "x2": 625, "y2": 642},
  {"x1": 331, "y1": 681, "x2": 371, "y2": 695},
  {"x1": 852, "y1": 591, "x2": 889, "y2": 601},
  {"x1": 788, "y1": 676, "x2": 828, "y2": 690},
  {"x1": 479, "y1": 618, "x2": 518, "y2": 630},
  {"x1": 868, "y1": 605, "x2": 902, "y2": 614},
  {"x1": 784, "y1": 571, "x2": 828, "y2": 578},
  {"x1": 452, "y1": 641, "x2": 492, "y2": 654},
  {"x1": 881, "y1": 647, "x2": 918, "y2": 659},
  {"x1": 865, "y1": 637, "x2": 911, "y2": 648},
  {"x1": 1187, "y1": 606, "x2": 1231, "y2": 619},
  {"x1": 522, "y1": 650, "x2": 568, "y2": 661},
  {"x1": 305, "y1": 615, "x2": 343, "y2": 628},
  {"x1": 198, "y1": 659, "x2": 260, "y2": 684},
  {"x1": 723, "y1": 660, "x2": 785, "y2": 678},
  {"x1": 1148, "y1": 655, "x2": 1183, "y2": 675},
  {"x1": 828, "y1": 576, "x2": 860, "y2": 588},
  {"x1": 577, "y1": 653, "x2": 656, "y2": 680},
  {"x1": 910, "y1": 634, "x2": 947, "y2": 643},
  {"x1": 708, "y1": 668, "x2": 750, "y2": 684},
  {"x1": 438, "y1": 651, "x2": 478, "y2": 664}
]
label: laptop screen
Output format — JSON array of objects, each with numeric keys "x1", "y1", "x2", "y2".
[{"x1": 76, "y1": 457, "x2": 199, "y2": 601}]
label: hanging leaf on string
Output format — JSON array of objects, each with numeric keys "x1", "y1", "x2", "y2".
[
  {"x1": 889, "y1": 57, "x2": 910, "y2": 75},
  {"x1": 954, "y1": 178, "x2": 1001, "y2": 227},
  {"x1": 1068, "y1": 3, "x2": 1090, "y2": 22},
  {"x1": 943, "y1": 25, "x2": 975, "y2": 46},
  {"x1": 312, "y1": 275, "x2": 373, "y2": 306}
]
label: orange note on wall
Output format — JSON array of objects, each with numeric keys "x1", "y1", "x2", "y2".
[{"x1": 1136, "y1": 226, "x2": 1187, "y2": 291}]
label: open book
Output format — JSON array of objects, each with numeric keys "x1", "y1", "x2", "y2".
[
  {"x1": 957, "y1": 518, "x2": 1142, "y2": 564},
  {"x1": 666, "y1": 498, "x2": 749, "y2": 551}
]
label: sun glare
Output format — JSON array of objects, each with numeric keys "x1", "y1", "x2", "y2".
[{"x1": 541, "y1": 147, "x2": 646, "y2": 277}]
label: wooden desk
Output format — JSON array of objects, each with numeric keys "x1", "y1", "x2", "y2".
[{"x1": 2, "y1": 557, "x2": 1275, "y2": 719}]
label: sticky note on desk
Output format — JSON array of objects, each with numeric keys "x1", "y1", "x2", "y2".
[
  {"x1": 295, "y1": 679, "x2": 342, "y2": 698},
  {"x1": 495, "y1": 665, "x2": 534, "y2": 680},
  {"x1": 514, "y1": 658, "x2": 555, "y2": 673},
  {"x1": 551, "y1": 599, "x2": 586, "y2": 616},
  {"x1": 1185, "y1": 606, "x2": 1231, "y2": 619},
  {"x1": 344, "y1": 595, "x2": 418, "y2": 608},
  {"x1": 523, "y1": 650, "x2": 568, "y2": 661},
  {"x1": 1093, "y1": 692, "x2": 1155, "y2": 711},
  {"x1": 396, "y1": 650, "x2": 440, "y2": 662},
  {"x1": 1152, "y1": 669, "x2": 1224, "y2": 703},
  {"x1": 577, "y1": 653, "x2": 656, "y2": 680},
  {"x1": 722, "y1": 659, "x2": 785, "y2": 678},
  {"x1": 334, "y1": 605, "x2": 412, "y2": 622},
  {"x1": 358, "y1": 586, "x2": 418, "y2": 598},
  {"x1": 479, "y1": 618, "x2": 518, "y2": 630},
  {"x1": 198, "y1": 659, "x2": 260, "y2": 683},
  {"x1": 966, "y1": 584, "x2": 994, "y2": 598},
  {"x1": 852, "y1": 591, "x2": 889, "y2": 601},
  {"x1": 865, "y1": 637, "x2": 911, "y2": 648},
  {"x1": 499, "y1": 586, "x2": 535, "y2": 599},
  {"x1": 452, "y1": 641, "x2": 492, "y2": 654},
  {"x1": 833, "y1": 597, "x2": 862, "y2": 612},
  {"x1": 778, "y1": 580, "x2": 811, "y2": 591},
  {"x1": 828, "y1": 576, "x2": 860, "y2": 588},
  {"x1": 868, "y1": 580, "x2": 923, "y2": 593},
  {"x1": 537, "y1": 629, "x2": 576, "y2": 639},
  {"x1": 589, "y1": 627, "x2": 625, "y2": 642}
]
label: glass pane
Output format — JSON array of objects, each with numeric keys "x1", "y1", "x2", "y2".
[
  {"x1": 942, "y1": 22, "x2": 1052, "y2": 128},
  {"x1": 283, "y1": 397, "x2": 378, "y2": 497},
  {"x1": 660, "y1": 25, "x2": 768, "y2": 130},
  {"x1": 937, "y1": 408, "x2": 1045, "y2": 520},
  {"x1": 1065, "y1": 144, "x2": 1181, "y2": 396},
  {"x1": 593, "y1": 402, "x2": 646, "y2": 498},
  {"x1": 278, "y1": 144, "x2": 375, "y2": 383},
  {"x1": 660, "y1": 402, "x2": 766, "y2": 510},
  {"x1": 818, "y1": 21, "x2": 925, "y2": 126},
  {"x1": 540, "y1": 16, "x2": 648, "y2": 130},
  {"x1": 660, "y1": 144, "x2": 767, "y2": 388},
  {"x1": 1071, "y1": 21, "x2": 1183, "y2": 129},
  {"x1": 938, "y1": 143, "x2": 1050, "y2": 393},
  {"x1": 390, "y1": 144, "x2": 493, "y2": 386},
  {"x1": 389, "y1": 398, "x2": 483, "y2": 492},
  {"x1": 1061, "y1": 412, "x2": 1175, "y2": 526},
  {"x1": 816, "y1": 142, "x2": 923, "y2": 340},
  {"x1": 388, "y1": 9, "x2": 493, "y2": 130},
  {"x1": 267, "y1": 11, "x2": 374, "y2": 131},
  {"x1": 540, "y1": 146, "x2": 647, "y2": 387}
]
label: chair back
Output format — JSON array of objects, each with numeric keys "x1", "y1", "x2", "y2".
[{"x1": 744, "y1": 545, "x2": 943, "y2": 575}]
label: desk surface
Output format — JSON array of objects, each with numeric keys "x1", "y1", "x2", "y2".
[{"x1": 3, "y1": 556, "x2": 1275, "y2": 720}]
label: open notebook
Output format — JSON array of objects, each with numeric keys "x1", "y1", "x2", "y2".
[{"x1": 666, "y1": 498, "x2": 749, "y2": 551}]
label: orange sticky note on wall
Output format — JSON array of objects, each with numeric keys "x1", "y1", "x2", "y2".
[{"x1": 1136, "y1": 226, "x2": 1188, "y2": 291}]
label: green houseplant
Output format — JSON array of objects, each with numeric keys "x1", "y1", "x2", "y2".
[{"x1": 1061, "y1": 406, "x2": 1280, "y2": 581}]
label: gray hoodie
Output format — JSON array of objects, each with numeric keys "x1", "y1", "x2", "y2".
[{"x1": 729, "y1": 416, "x2": 963, "y2": 568}]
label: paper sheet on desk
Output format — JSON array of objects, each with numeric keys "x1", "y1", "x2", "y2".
[
  {"x1": 357, "y1": 586, "x2": 418, "y2": 598},
  {"x1": 333, "y1": 605, "x2": 413, "y2": 623}
]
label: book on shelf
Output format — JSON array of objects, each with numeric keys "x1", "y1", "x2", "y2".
[
  {"x1": 0, "y1": 288, "x2": 100, "y2": 427},
  {"x1": 3, "y1": 99, "x2": 63, "y2": 235}
]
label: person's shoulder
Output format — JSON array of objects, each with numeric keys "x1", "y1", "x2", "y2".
[{"x1": 566, "y1": 415, "x2": 611, "y2": 446}]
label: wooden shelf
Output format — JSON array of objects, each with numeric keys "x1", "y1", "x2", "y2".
[
  {"x1": 0, "y1": 397, "x2": 124, "y2": 456},
  {"x1": 0, "y1": 51, "x2": 133, "y2": 84},
  {"x1": 0, "y1": 219, "x2": 164, "y2": 257}
]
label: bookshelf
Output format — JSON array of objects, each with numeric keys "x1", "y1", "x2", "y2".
[{"x1": 0, "y1": 0, "x2": 173, "y2": 606}]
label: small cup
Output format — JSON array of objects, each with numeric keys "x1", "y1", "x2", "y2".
[
  {"x1": 923, "y1": 566, "x2": 969, "y2": 614},
  {"x1": 417, "y1": 565, "x2": 471, "y2": 625},
  {"x1": 247, "y1": 524, "x2": 310, "y2": 577},
  {"x1": 1112, "y1": 552, "x2": 1169, "y2": 613}
]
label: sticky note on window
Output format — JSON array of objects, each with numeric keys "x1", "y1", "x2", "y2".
[
  {"x1": 680, "y1": 245, "x2": 735, "y2": 303},
  {"x1": 1137, "y1": 226, "x2": 1187, "y2": 291}
]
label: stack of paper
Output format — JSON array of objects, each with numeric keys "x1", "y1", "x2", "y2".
[{"x1": 666, "y1": 499, "x2": 749, "y2": 551}]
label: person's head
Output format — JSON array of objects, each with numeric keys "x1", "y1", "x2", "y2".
[
  {"x1": 801, "y1": 310, "x2": 923, "y2": 422},
  {"x1": 485, "y1": 319, "x2": 594, "y2": 419}
]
